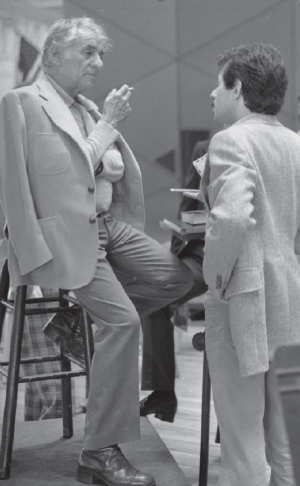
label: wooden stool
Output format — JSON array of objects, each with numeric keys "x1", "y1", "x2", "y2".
[{"x1": 0, "y1": 260, "x2": 94, "y2": 479}]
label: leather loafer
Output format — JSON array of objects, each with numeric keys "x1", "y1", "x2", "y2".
[
  {"x1": 140, "y1": 391, "x2": 177, "y2": 423},
  {"x1": 43, "y1": 307, "x2": 86, "y2": 368},
  {"x1": 77, "y1": 446, "x2": 156, "y2": 485}
]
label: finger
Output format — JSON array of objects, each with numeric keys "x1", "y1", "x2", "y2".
[
  {"x1": 122, "y1": 91, "x2": 132, "y2": 102},
  {"x1": 105, "y1": 88, "x2": 117, "y2": 101},
  {"x1": 118, "y1": 84, "x2": 130, "y2": 95},
  {"x1": 123, "y1": 104, "x2": 131, "y2": 117}
]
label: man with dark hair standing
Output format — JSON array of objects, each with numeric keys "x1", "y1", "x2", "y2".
[
  {"x1": 201, "y1": 43, "x2": 300, "y2": 485},
  {"x1": 0, "y1": 17, "x2": 192, "y2": 486}
]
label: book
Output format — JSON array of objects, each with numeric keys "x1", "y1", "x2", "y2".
[
  {"x1": 159, "y1": 219, "x2": 205, "y2": 238},
  {"x1": 180, "y1": 210, "x2": 207, "y2": 225}
]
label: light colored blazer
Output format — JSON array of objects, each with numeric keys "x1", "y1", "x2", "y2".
[
  {"x1": 200, "y1": 113, "x2": 300, "y2": 376},
  {"x1": 0, "y1": 75, "x2": 145, "y2": 290}
]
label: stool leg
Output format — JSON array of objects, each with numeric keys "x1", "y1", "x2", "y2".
[
  {"x1": 198, "y1": 350, "x2": 211, "y2": 486},
  {"x1": 0, "y1": 285, "x2": 27, "y2": 479},
  {"x1": 60, "y1": 342, "x2": 73, "y2": 438},
  {"x1": 0, "y1": 260, "x2": 9, "y2": 344},
  {"x1": 81, "y1": 310, "x2": 94, "y2": 394},
  {"x1": 59, "y1": 290, "x2": 73, "y2": 439}
]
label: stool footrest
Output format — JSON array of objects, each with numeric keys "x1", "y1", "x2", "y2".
[
  {"x1": 19, "y1": 370, "x2": 87, "y2": 383},
  {"x1": 0, "y1": 355, "x2": 62, "y2": 366},
  {"x1": 0, "y1": 364, "x2": 8, "y2": 377},
  {"x1": 1, "y1": 299, "x2": 79, "y2": 315}
]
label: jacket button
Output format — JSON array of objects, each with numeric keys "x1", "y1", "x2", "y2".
[
  {"x1": 89, "y1": 216, "x2": 97, "y2": 223},
  {"x1": 88, "y1": 186, "x2": 95, "y2": 193}
]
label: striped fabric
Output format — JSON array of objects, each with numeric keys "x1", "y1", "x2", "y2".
[{"x1": 7, "y1": 287, "x2": 75, "y2": 421}]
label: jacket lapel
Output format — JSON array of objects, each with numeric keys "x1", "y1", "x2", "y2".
[{"x1": 35, "y1": 77, "x2": 91, "y2": 163}]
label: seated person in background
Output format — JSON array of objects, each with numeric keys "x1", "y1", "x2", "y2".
[
  {"x1": 0, "y1": 16, "x2": 192, "y2": 486},
  {"x1": 140, "y1": 140, "x2": 209, "y2": 422}
]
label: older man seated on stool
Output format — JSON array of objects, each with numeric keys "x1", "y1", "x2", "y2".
[{"x1": 55, "y1": 141, "x2": 209, "y2": 423}]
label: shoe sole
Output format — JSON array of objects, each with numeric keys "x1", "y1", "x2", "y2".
[
  {"x1": 140, "y1": 403, "x2": 177, "y2": 423},
  {"x1": 77, "y1": 466, "x2": 156, "y2": 485}
]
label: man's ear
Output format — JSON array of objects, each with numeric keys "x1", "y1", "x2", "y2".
[
  {"x1": 48, "y1": 45, "x2": 63, "y2": 66},
  {"x1": 233, "y1": 79, "x2": 243, "y2": 99}
]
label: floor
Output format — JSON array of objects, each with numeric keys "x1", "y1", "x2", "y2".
[
  {"x1": 139, "y1": 318, "x2": 221, "y2": 486},
  {"x1": 0, "y1": 315, "x2": 221, "y2": 486}
]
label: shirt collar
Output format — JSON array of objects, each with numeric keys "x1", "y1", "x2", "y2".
[{"x1": 44, "y1": 73, "x2": 75, "y2": 108}]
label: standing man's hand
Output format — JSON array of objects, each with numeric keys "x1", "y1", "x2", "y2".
[
  {"x1": 212, "y1": 289, "x2": 225, "y2": 302},
  {"x1": 102, "y1": 84, "x2": 132, "y2": 127}
]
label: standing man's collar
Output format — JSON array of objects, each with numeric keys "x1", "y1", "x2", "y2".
[{"x1": 232, "y1": 112, "x2": 281, "y2": 127}]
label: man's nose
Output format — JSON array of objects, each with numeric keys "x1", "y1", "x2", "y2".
[
  {"x1": 93, "y1": 54, "x2": 103, "y2": 69},
  {"x1": 210, "y1": 90, "x2": 216, "y2": 101}
]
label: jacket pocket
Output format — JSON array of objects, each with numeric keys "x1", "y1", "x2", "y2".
[
  {"x1": 38, "y1": 216, "x2": 57, "y2": 248},
  {"x1": 34, "y1": 134, "x2": 71, "y2": 174},
  {"x1": 225, "y1": 268, "x2": 262, "y2": 299}
]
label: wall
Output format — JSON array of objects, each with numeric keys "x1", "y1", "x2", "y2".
[
  {"x1": 0, "y1": 2, "x2": 63, "y2": 98},
  {"x1": 65, "y1": 0, "x2": 300, "y2": 241},
  {"x1": 64, "y1": 0, "x2": 181, "y2": 241},
  {"x1": 177, "y1": 0, "x2": 300, "y2": 135}
]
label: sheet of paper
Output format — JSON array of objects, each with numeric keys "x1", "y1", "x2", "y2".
[{"x1": 193, "y1": 153, "x2": 207, "y2": 176}]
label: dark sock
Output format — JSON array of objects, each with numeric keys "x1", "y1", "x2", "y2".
[{"x1": 150, "y1": 390, "x2": 176, "y2": 399}]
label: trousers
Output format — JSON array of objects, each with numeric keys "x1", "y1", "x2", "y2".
[
  {"x1": 205, "y1": 291, "x2": 295, "y2": 486},
  {"x1": 141, "y1": 244, "x2": 207, "y2": 391},
  {"x1": 73, "y1": 213, "x2": 193, "y2": 449}
]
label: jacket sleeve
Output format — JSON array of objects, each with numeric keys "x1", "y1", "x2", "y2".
[
  {"x1": 203, "y1": 130, "x2": 257, "y2": 291},
  {"x1": 0, "y1": 91, "x2": 53, "y2": 275},
  {"x1": 100, "y1": 145, "x2": 125, "y2": 182},
  {"x1": 85, "y1": 120, "x2": 120, "y2": 170}
]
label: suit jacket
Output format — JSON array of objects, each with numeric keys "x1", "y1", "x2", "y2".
[
  {"x1": 0, "y1": 74, "x2": 145, "y2": 289},
  {"x1": 200, "y1": 113, "x2": 300, "y2": 376},
  {"x1": 170, "y1": 139, "x2": 208, "y2": 256}
]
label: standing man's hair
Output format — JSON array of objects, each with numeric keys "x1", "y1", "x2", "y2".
[{"x1": 217, "y1": 43, "x2": 288, "y2": 115}]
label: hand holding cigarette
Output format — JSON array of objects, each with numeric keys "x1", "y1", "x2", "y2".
[{"x1": 102, "y1": 84, "x2": 133, "y2": 127}]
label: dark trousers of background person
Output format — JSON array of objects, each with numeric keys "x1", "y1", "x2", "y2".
[
  {"x1": 141, "y1": 139, "x2": 209, "y2": 394},
  {"x1": 141, "y1": 241, "x2": 207, "y2": 391}
]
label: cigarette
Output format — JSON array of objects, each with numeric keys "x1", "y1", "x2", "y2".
[
  {"x1": 170, "y1": 188, "x2": 199, "y2": 192},
  {"x1": 128, "y1": 87, "x2": 135, "y2": 91}
]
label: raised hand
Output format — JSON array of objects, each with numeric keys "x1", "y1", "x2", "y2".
[{"x1": 102, "y1": 84, "x2": 133, "y2": 127}]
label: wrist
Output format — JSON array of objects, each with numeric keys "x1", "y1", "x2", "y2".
[
  {"x1": 94, "y1": 160, "x2": 104, "y2": 176},
  {"x1": 101, "y1": 115, "x2": 117, "y2": 128}
]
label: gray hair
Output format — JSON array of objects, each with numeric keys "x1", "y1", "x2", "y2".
[{"x1": 42, "y1": 17, "x2": 112, "y2": 68}]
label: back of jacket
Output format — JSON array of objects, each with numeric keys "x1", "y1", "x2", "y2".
[{"x1": 201, "y1": 113, "x2": 300, "y2": 376}]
